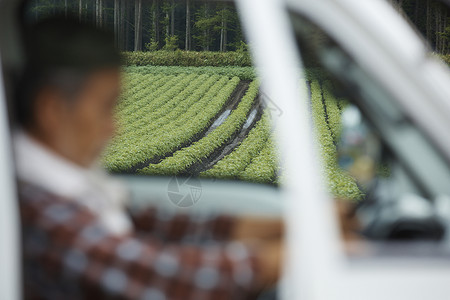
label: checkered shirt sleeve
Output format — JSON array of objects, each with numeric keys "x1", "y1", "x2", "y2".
[{"x1": 19, "y1": 183, "x2": 262, "y2": 300}]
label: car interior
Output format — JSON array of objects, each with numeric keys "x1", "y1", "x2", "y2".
[{"x1": 2, "y1": 0, "x2": 450, "y2": 298}]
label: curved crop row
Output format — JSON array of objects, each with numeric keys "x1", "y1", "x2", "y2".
[
  {"x1": 117, "y1": 74, "x2": 194, "y2": 124},
  {"x1": 238, "y1": 138, "x2": 278, "y2": 184},
  {"x1": 113, "y1": 76, "x2": 231, "y2": 151},
  {"x1": 116, "y1": 76, "x2": 180, "y2": 127},
  {"x1": 106, "y1": 73, "x2": 201, "y2": 155},
  {"x1": 137, "y1": 80, "x2": 260, "y2": 176},
  {"x1": 103, "y1": 76, "x2": 240, "y2": 172},
  {"x1": 106, "y1": 75, "x2": 223, "y2": 157},
  {"x1": 118, "y1": 74, "x2": 175, "y2": 112},
  {"x1": 200, "y1": 111, "x2": 271, "y2": 180},
  {"x1": 116, "y1": 74, "x2": 210, "y2": 137},
  {"x1": 119, "y1": 73, "x2": 198, "y2": 122},
  {"x1": 117, "y1": 74, "x2": 164, "y2": 110}
]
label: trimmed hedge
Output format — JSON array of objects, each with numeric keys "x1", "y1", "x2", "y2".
[
  {"x1": 123, "y1": 50, "x2": 252, "y2": 67},
  {"x1": 123, "y1": 51, "x2": 450, "y2": 70}
]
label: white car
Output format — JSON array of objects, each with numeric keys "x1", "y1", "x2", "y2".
[{"x1": 1, "y1": 0, "x2": 450, "y2": 299}]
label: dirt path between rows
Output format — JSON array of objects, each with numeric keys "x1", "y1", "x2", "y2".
[
  {"x1": 202, "y1": 81, "x2": 250, "y2": 136},
  {"x1": 181, "y1": 93, "x2": 265, "y2": 176}
]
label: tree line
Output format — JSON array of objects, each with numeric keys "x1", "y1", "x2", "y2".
[
  {"x1": 389, "y1": 0, "x2": 449, "y2": 54},
  {"x1": 29, "y1": 0, "x2": 449, "y2": 54},
  {"x1": 29, "y1": 0, "x2": 244, "y2": 52}
]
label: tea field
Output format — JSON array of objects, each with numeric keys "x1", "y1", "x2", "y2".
[{"x1": 102, "y1": 66, "x2": 361, "y2": 200}]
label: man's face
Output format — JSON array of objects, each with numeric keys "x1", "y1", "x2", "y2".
[{"x1": 34, "y1": 69, "x2": 121, "y2": 167}]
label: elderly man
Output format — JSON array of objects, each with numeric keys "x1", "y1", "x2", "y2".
[{"x1": 14, "y1": 17, "x2": 283, "y2": 299}]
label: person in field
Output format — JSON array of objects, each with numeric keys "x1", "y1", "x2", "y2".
[{"x1": 14, "y1": 17, "x2": 283, "y2": 300}]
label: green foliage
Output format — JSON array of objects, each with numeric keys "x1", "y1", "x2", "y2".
[
  {"x1": 145, "y1": 38, "x2": 160, "y2": 51},
  {"x1": 162, "y1": 36, "x2": 179, "y2": 51},
  {"x1": 214, "y1": 5, "x2": 235, "y2": 32},
  {"x1": 122, "y1": 50, "x2": 252, "y2": 67},
  {"x1": 236, "y1": 40, "x2": 249, "y2": 53},
  {"x1": 193, "y1": 4, "x2": 216, "y2": 50}
]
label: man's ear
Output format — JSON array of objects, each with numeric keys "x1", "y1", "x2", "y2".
[{"x1": 33, "y1": 87, "x2": 67, "y2": 135}]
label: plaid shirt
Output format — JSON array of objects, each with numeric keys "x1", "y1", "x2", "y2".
[{"x1": 19, "y1": 182, "x2": 262, "y2": 300}]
